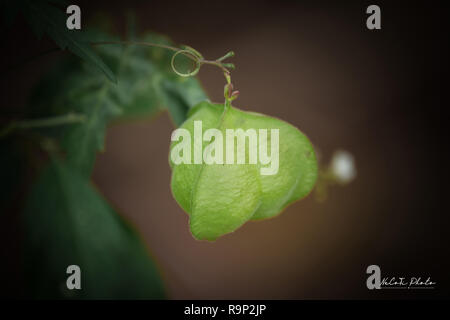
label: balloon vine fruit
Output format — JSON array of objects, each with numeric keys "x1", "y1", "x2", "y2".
[{"x1": 169, "y1": 101, "x2": 318, "y2": 241}]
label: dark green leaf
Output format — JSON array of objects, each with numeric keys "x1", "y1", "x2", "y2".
[
  {"x1": 161, "y1": 78, "x2": 209, "y2": 127},
  {"x1": 23, "y1": 159, "x2": 166, "y2": 299},
  {"x1": 23, "y1": 0, "x2": 116, "y2": 82}
]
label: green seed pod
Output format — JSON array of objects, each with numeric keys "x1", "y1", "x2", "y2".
[{"x1": 169, "y1": 101, "x2": 318, "y2": 241}]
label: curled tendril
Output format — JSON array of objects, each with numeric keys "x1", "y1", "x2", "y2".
[
  {"x1": 170, "y1": 47, "x2": 235, "y2": 78},
  {"x1": 89, "y1": 41, "x2": 234, "y2": 78},
  {"x1": 170, "y1": 49, "x2": 201, "y2": 77}
]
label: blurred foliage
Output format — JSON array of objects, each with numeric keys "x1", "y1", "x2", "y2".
[
  {"x1": 29, "y1": 31, "x2": 207, "y2": 175},
  {"x1": 24, "y1": 158, "x2": 166, "y2": 299},
  {"x1": 1, "y1": 0, "x2": 208, "y2": 299}
]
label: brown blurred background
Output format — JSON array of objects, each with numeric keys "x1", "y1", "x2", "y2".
[{"x1": 1, "y1": 0, "x2": 448, "y2": 299}]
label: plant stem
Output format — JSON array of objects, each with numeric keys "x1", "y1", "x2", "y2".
[
  {"x1": 0, "y1": 113, "x2": 86, "y2": 138},
  {"x1": 91, "y1": 41, "x2": 181, "y2": 53},
  {"x1": 6, "y1": 40, "x2": 234, "y2": 77},
  {"x1": 92, "y1": 41, "x2": 234, "y2": 74}
]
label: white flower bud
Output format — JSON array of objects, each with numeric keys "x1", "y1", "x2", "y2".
[{"x1": 330, "y1": 150, "x2": 356, "y2": 184}]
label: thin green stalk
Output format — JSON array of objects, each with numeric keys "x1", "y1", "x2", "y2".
[{"x1": 0, "y1": 113, "x2": 86, "y2": 138}]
